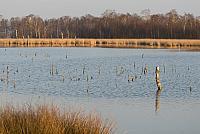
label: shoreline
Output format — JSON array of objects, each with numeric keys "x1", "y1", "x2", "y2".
[{"x1": 0, "y1": 38, "x2": 200, "y2": 49}]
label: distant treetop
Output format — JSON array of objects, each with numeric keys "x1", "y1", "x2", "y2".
[{"x1": 0, "y1": 10, "x2": 199, "y2": 39}]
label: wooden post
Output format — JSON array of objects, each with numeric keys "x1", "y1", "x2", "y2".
[
  {"x1": 144, "y1": 64, "x2": 148, "y2": 75},
  {"x1": 155, "y1": 66, "x2": 163, "y2": 113},
  {"x1": 155, "y1": 66, "x2": 162, "y2": 90}
]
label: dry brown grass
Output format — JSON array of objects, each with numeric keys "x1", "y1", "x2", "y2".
[
  {"x1": 0, "y1": 105, "x2": 114, "y2": 134},
  {"x1": 0, "y1": 38, "x2": 200, "y2": 49}
]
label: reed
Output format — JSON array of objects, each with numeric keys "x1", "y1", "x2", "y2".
[
  {"x1": 0, "y1": 105, "x2": 114, "y2": 134},
  {"x1": 0, "y1": 38, "x2": 200, "y2": 49}
]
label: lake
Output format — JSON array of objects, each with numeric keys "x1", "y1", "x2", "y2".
[{"x1": 0, "y1": 47, "x2": 200, "y2": 134}]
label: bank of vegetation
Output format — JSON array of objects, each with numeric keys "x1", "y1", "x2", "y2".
[
  {"x1": 0, "y1": 9, "x2": 200, "y2": 39},
  {"x1": 0, "y1": 105, "x2": 114, "y2": 134}
]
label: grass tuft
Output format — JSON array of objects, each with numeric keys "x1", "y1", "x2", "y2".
[{"x1": 0, "y1": 105, "x2": 114, "y2": 134}]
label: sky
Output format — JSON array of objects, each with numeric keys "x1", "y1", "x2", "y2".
[{"x1": 0, "y1": 0, "x2": 199, "y2": 19}]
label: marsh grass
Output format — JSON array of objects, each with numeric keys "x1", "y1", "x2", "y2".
[
  {"x1": 1, "y1": 38, "x2": 200, "y2": 49},
  {"x1": 0, "y1": 105, "x2": 114, "y2": 134}
]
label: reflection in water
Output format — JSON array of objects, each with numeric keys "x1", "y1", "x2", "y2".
[
  {"x1": 155, "y1": 66, "x2": 163, "y2": 113},
  {"x1": 155, "y1": 89, "x2": 162, "y2": 112}
]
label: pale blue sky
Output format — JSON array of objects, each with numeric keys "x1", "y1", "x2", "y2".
[{"x1": 0, "y1": 0, "x2": 199, "y2": 18}]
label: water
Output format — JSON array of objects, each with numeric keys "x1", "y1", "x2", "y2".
[{"x1": 0, "y1": 47, "x2": 200, "y2": 134}]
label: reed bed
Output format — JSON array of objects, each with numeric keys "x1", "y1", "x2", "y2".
[
  {"x1": 0, "y1": 38, "x2": 200, "y2": 49},
  {"x1": 0, "y1": 105, "x2": 114, "y2": 134}
]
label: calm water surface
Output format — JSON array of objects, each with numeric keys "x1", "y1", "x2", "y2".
[{"x1": 0, "y1": 48, "x2": 200, "y2": 134}]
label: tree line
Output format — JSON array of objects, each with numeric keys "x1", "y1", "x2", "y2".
[{"x1": 0, "y1": 9, "x2": 200, "y2": 39}]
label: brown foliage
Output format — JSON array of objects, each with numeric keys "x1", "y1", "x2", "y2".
[
  {"x1": 0, "y1": 105, "x2": 114, "y2": 134},
  {"x1": 0, "y1": 10, "x2": 199, "y2": 39}
]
